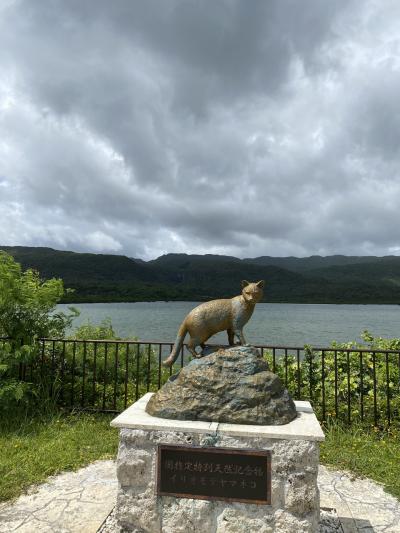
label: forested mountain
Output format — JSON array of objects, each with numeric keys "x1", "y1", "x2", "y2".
[
  {"x1": 2, "y1": 246, "x2": 400, "y2": 304},
  {"x1": 243, "y1": 255, "x2": 397, "y2": 272},
  {"x1": 307, "y1": 259, "x2": 400, "y2": 287}
]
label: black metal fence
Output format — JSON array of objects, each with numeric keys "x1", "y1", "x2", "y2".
[{"x1": 2, "y1": 337, "x2": 400, "y2": 427}]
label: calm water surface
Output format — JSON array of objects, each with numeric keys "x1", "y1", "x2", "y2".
[{"x1": 57, "y1": 302, "x2": 400, "y2": 347}]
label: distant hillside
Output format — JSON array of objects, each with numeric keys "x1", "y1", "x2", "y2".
[
  {"x1": 0, "y1": 246, "x2": 152, "y2": 282},
  {"x1": 1, "y1": 246, "x2": 400, "y2": 304},
  {"x1": 149, "y1": 253, "x2": 242, "y2": 266},
  {"x1": 307, "y1": 259, "x2": 400, "y2": 287},
  {"x1": 243, "y1": 254, "x2": 397, "y2": 272}
]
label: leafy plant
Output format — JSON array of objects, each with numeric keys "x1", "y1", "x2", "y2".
[
  {"x1": 0, "y1": 252, "x2": 77, "y2": 410},
  {"x1": 33, "y1": 319, "x2": 172, "y2": 411},
  {"x1": 267, "y1": 331, "x2": 400, "y2": 427}
]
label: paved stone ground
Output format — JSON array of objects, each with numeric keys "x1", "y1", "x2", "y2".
[
  {"x1": 99, "y1": 506, "x2": 343, "y2": 532},
  {"x1": 0, "y1": 462, "x2": 399, "y2": 532},
  {"x1": 319, "y1": 467, "x2": 400, "y2": 533},
  {"x1": 0, "y1": 461, "x2": 117, "y2": 533}
]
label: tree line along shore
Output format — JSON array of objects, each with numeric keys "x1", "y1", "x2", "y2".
[{"x1": 3, "y1": 245, "x2": 400, "y2": 304}]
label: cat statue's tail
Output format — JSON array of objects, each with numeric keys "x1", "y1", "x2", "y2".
[{"x1": 163, "y1": 322, "x2": 187, "y2": 367}]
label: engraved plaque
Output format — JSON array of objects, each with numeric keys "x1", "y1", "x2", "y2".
[{"x1": 157, "y1": 445, "x2": 271, "y2": 504}]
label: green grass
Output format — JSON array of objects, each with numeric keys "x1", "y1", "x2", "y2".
[
  {"x1": 1, "y1": 410, "x2": 399, "y2": 505},
  {"x1": 321, "y1": 421, "x2": 400, "y2": 500},
  {"x1": 0, "y1": 410, "x2": 119, "y2": 502}
]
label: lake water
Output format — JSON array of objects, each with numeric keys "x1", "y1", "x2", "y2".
[{"x1": 57, "y1": 302, "x2": 400, "y2": 347}]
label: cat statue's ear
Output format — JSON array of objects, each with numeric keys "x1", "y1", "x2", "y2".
[
  {"x1": 256, "y1": 280, "x2": 265, "y2": 288},
  {"x1": 241, "y1": 280, "x2": 250, "y2": 288}
]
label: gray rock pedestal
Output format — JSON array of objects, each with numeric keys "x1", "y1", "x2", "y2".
[
  {"x1": 111, "y1": 394, "x2": 325, "y2": 533},
  {"x1": 146, "y1": 345, "x2": 297, "y2": 425}
]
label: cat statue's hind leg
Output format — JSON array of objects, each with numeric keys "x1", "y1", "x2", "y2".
[{"x1": 187, "y1": 336, "x2": 203, "y2": 358}]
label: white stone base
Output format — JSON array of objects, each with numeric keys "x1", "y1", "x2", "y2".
[{"x1": 111, "y1": 393, "x2": 325, "y2": 533}]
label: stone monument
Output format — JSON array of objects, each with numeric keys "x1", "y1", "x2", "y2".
[{"x1": 111, "y1": 281, "x2": 325, "y2": 532}]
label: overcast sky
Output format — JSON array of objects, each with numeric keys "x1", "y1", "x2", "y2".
[{"x1": 1, "y1": 0, "x2": 400, "y2": 260}]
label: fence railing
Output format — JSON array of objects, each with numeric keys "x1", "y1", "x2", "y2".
[{"x1": 2, "y1": 337, "x2": 400, "y2": 427}]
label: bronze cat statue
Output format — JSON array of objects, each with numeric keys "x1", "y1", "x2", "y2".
[{"x1": 163, "y1": 280, "x2": 265, "y2": 367}]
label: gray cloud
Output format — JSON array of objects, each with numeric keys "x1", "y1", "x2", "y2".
[{"x1": 1, "y1": 0, "x2": 400, "y2": 259}]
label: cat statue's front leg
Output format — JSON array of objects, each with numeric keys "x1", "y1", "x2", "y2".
[
  {"x1": 234, "y1": 329, "x2": 246, "y2": 345},
  {"x1": 227, "y1": 329, "x2": 235, "y2": 346}
]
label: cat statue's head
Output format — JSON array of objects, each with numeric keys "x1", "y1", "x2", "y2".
[{"x1": 241, "y1": 280, "x2": 265, "y2": 304}]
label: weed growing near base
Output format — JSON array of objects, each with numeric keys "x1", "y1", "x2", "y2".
[
  {"x1": 321, "y1": 421, "x2": 400, "y2": 500},
  {"x1": 0, "y1": 410, "x2": 119, "y2": 502}
]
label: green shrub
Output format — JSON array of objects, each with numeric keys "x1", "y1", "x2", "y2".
[
  {"x1": 39, "y1": 319, "x2": 172, "y2": 411},
  {"x1": 0, "y1": 252, "x2": 77, "y2": 410},
  {"x1": 268, "y1": 331, "x2": 400, "y2": 427}
]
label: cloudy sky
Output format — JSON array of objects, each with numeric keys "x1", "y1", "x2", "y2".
[{"x1": 1, "y1": 0, "x2": 400, "y2": 260}]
